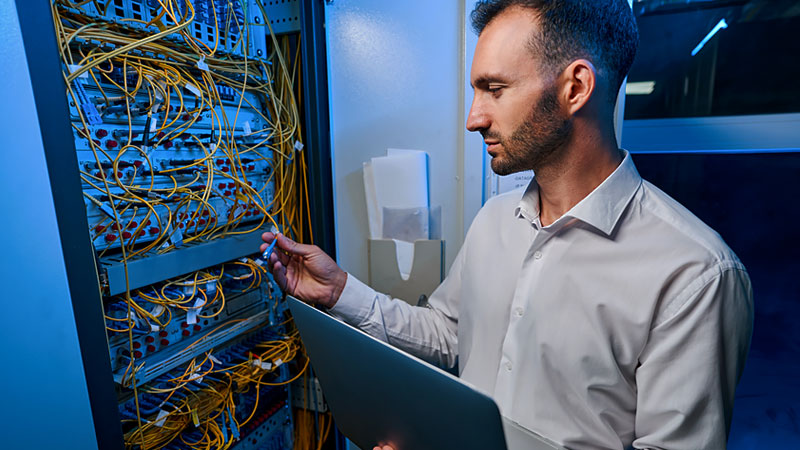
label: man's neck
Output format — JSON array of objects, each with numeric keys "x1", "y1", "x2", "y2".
[{"x1": 535, "y1": 134, "x2": 623, "y2": 227}]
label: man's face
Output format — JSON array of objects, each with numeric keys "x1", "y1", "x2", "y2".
[{"x1": 467, "y1": 9, "x2": 572, "y2": 176}]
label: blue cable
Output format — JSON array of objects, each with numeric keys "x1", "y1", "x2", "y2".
[{"x1": 261, "y1": 235, "x2": 279, "y2": 261}]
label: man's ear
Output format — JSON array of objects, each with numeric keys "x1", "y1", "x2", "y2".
[{"x1": 560, "y1": 59, "x2": 596, "y2": 116}]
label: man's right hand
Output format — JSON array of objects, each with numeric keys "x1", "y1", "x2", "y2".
[{"x1": 260, "y1": 232, "x2": 347, "y2": 309}]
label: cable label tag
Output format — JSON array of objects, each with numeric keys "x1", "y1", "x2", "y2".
[
  {"x1": 183, "y1": 284, "x2": 194, "y2": 297},
  {"x1": 243, "y1": 120, "x2": 252, "y2": 135},
  {"x1": 99, "y1": 203, "x2": 116, "y2": 219},
  {"x1": 149, "y1": 114, "x2": 159, "y2": 133},
  {"x1": 169, "y1": 222, "x2": 184, "y2": 247},
  {"x1": 185, "y1": 83, "x2": 202, "y2": 97},
  {"x1": 254, "y1": 259, "x2": 264, "y2": 267},
  {"x1": 260, "y1": 361, "x2": 272, "y2": 370},
  {"x1": 150, "y1": 323, "x2": 159, "y2": 332},
  {"x1": 186, "y1": 297, "x2": 204, "y2": 325},
  {"x1": 154, "y1": 409, "x2": 169, "y2": 427},
  {"x1": 294, "y1": 140, "x2": 304, "y2": 152},
  {"x1": 68, "y1": 64, "x2": 89, "y2": 81},
  {"x1": 274, "y1": 358, "x2": 283, "y2": 368},
  {"x1": 197, "y1": 56, "x2": 209, "y2": 71},
  {"x1": 209, "y1": 354, "x2": 222, "y2": 365},
  {"x1": 207, "y1": 280, "x2": 216, "y2": 294},
  {"x1": 187, "y1": 368, "x2": 203, "y2": 383},
  {"x1": 151, "y1": 304, "x2": 165, "y2": 316}
]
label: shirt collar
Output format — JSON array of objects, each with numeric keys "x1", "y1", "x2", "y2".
[{"x1": 514, "y1": 150, "x2": 642, "y2": 236}]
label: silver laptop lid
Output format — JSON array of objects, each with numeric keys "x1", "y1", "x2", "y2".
[{"x1": 288, "y1": 296, "x2": 562, "y2": 450}]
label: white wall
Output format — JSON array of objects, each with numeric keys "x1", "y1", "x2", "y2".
[
  {"x1": 326, "y1": 1, "x2": 630, "y2": 279},
  {"x1": 326, "y1": 0, "x2": 472, "y2": 279}
]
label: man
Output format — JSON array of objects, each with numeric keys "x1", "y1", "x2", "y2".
[{"x1": 262, "y1": 1, "x2": 754, "y2": 448}]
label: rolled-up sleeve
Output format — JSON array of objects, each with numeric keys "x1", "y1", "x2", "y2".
[{"x1": 632, "y1": 262, "x2": 754, "y2": 449}]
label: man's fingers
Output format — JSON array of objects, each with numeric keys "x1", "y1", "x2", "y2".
[
  {"x1": 261, "y1": 231, "x2": 277, "y2": 243},
  {"x1": 269, "y1": 247, "x2": 290, "y2": 267},
  {"x1": 271, "y1": 261, "x2": 289, "y2": 292},
  {"x1": 276, "y1": 234, "x2": 316, "y2": 256}
]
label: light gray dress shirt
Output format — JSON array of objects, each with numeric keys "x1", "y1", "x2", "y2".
[{"x1": 330, "y1": 151, "x2": 753, "y2": 450}]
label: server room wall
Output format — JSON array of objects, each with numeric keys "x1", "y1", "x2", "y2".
[
  {"x1": 1, "y1": 1, "x2": 333, "y2": 449},
  {"x1": 0, "y1": 2, "x2": 97, "y2": 448}
]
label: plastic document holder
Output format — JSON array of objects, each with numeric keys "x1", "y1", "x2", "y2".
[{"x1": 368, "y1": 239, "x2": 444, "y2": 306}]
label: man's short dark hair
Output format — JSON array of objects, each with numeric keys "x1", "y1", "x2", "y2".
[{"x1": 471, "y1": 0, "x2": 638, "y2": 101}]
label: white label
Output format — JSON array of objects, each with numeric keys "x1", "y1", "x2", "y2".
[
  {"x1": 150, "y1": 323, "x2": 160, "y2": 332},
  {"x1": 187, "y1": 369, "x2": 203, "y2": 382},
  {"x1": 270, "y1": 225, "x2": 279, "y2": 235},
  {"x1": 239, "y1": 257, "x2": 249, "y2": 263},
  {"x1": 170, "y1": 223, "x2": 184, "y2": 246},
  {"x1": 183, "y1": 284, "x2": 194, "y2": 297},
  {"x1": 149, "y1": 114, "x2": 158, "y2": 133},
  {"x1": 129, "y1": 309, "x2": 139, "y2": 324},
  {"x1": 260, "y1": 361, "x2": 272, "y2": 370},
  {"x1": 254, "y1": 259, "x2": 264, "y2": 266},
  {"x1": 251, "y1": 358, "x2": 261, "y2": 368},
  {"x1": 243, "y1": 120, "x2": 252, "y2": 135},
  {"x1": 197, "y1": 56, "x2": 209, "y2": 71},
  {"x1": 207, "y1": 280, "x2": 216, "y2": 293},
  {"x1": 186, "y1": 296, "x2": 203, "y2": 324},
  {"x1": 274, "y1": 358, "x2": 283, "y2": 368},
  {"x1": 154, "y1": 409, "x2": 169, "y2": 427},
  {"x1": 152, "y1": 304, "x2": 165, "y2": 316},
  {"x1": 68, "y1": 64, "x2": 89, "y2": 80},
  {"x1": 209, "y1": 355, "x2": 222, "y2": 365},
  {"x1": 99, "y1": 203, "x2": 115, "y2": 218},
  {"x1": 185, "y1": 83, "x2": 202, "y2": 97},
  {"x1": 294, "y1": 140, "x2": 304, "y2": 152}
]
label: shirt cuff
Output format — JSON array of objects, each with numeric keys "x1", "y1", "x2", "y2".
[{"x1": 328, "y1": 273, "x2": 375, "y2": 327}]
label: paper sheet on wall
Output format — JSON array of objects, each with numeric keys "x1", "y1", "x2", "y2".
[{"x1": 363, "y1": 149, "x2": 430, "y2": 279}]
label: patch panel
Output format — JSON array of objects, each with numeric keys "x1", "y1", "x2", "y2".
[
  {"x1": 61, "y1": 0, "x2": 261, "y2": 58},
  {"x1": 117, "y1": 326, "x2": 301, "y2": 448},
  {"x1": 106, "y1": 258, "x2": 282, "y2": 382}
]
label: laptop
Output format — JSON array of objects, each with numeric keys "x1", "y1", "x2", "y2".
[{"x1": 287, "y1": 296, "x2": 564, "y2": 450}]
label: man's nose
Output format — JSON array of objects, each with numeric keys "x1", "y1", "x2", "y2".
[{"x1": 466, "y1": 98, "x2": 490, "y2": 132}]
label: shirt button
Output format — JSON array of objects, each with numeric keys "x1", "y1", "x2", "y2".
[
  {"x1": 534, "y1": 251, "x2": 542, "y2": 260},
  {"x1": 515, "y1": 307, "x2": 524, "y2": 317},
  {"x1": 505, "y1": 361, "x2": 513, "y2": 372}
]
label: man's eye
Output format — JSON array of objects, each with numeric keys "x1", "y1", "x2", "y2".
[{"x1": 488, "y1": 85, "x2": 503, "y2": 94}]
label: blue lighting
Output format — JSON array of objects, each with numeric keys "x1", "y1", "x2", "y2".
[{"x1": 692, "y1": 18, "x2": 728, "y2": 56}]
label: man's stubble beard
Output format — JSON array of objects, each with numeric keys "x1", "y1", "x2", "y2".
[{"x1": 488, "y1": 84, "x2": 573, "y2": 176}]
